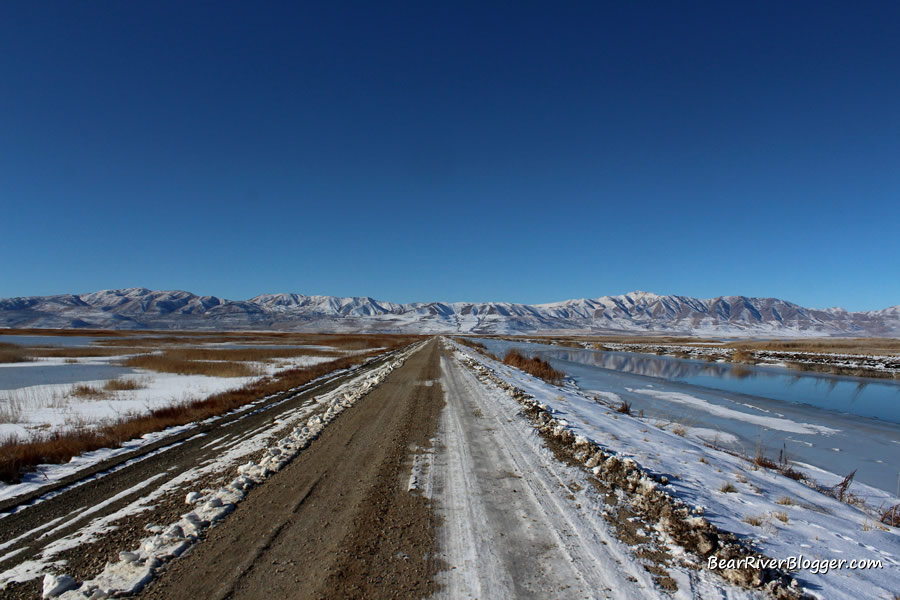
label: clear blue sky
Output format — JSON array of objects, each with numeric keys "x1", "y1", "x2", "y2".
[{"x1": 2, "y1": 1, "x2": 898, "y2": 311}]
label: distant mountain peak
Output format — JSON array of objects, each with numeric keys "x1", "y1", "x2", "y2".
[{"x1": 0, "y1": 288, "x2": 897, "y2": 337}]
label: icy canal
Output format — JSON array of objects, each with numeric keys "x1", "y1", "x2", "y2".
[{"x1": 481, "y1": 339, "x2": 900, "y2": 496}]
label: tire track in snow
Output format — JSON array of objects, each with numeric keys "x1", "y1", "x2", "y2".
[{"x1": 435, "y1": 350, "x2": 660, "y2": 599}]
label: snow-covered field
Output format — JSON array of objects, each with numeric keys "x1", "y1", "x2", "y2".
[
  {"x1": 0, "y1": 344, "x2": 422, "y2": 598},
  {"x1": 452, "y1": 342, "x2": 900, "y2": 600},
  {"x1": 0, "y1": 354, "x2": 337, "y2": 443}
]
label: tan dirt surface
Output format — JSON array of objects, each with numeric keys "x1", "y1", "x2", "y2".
[{"x1": 139, "y1": 339, "x2": 445, "y2": 600}]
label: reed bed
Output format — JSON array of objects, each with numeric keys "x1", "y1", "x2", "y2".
[
  {"x1": 0, "y1": 349, "x2": 389, "y2": 482},
  {"x1": 122, "y1": 355, "x2": 261, "y2": 377},
  {"x1": 502, "y1": 349, "x2": 565, "y2": 385},
  {"x1": 0, "y1": 342, "x2": 30, "y2": 363}
]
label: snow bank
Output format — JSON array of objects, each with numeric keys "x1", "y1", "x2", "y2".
[
  {"x1": 453, "y1": 341, "x2": 900, "y2": 600},
  {"x1": 40, "y1": 343, "x2": 423, "y2": 599}
]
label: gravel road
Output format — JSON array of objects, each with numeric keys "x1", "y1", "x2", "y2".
[
  {"x1": 138, "y1": 338, "x2": 444, "y2": 600},
  {"x1": 2, "y1": 339, "x2": 704, "y2": 599},
  {"x1": 0, "y1": 349, "x2": 407, "y2": 599}
]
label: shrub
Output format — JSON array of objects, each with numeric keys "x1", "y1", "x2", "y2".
[
  {"x1": 743, "y1": 515, "x2": 764, "y2": 526},
  {"x1": 0, "y1": 349, "x2": 387, "y2": 482},
  {"x1": 103, "y1": 378, "x2": 147, "y2": 391},
  {"x1": 502, "y1": 349, "x2": 565, "y2": 385},
  {"x1": 731, "y1": 348, "x2": 755, "y2": 364},
  {"x1": 0, "y1": 343, "x2": 30, "y2": 364},
  {"x1": 881, "y1": 504, "x2": 900, "y2": 527},
  {"x1": 70, "y1": 384, "x2": 108, "y2": 399},
  {"x1": 122, "y1": 355, "x2": 259, "y2": 377}
]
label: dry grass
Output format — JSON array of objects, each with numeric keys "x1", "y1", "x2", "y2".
[
  {"x1": 457, "y1": 338, "x2": 488, "y2": 352},
  {"x1": 784, "y1": 360, "x2": 898, "y2": 380},
  {"x1": 526, "y1": 334, "x2": 900, "y2": 356},
  {"x1": 730, "y1": 338, "x2": 900, "y2": 356},
  {"x1": 773, "y1": 511, "x2": 789, "y2": 523},
  {"x1": 502, "y1": 349, "x2": 565, "y2": 385},
  {"x1": 743, "y1": 514, "x2": 764, "y2": 526},
  {"x1": 731, "y1": 348, "x2": 755, "y2": 364},
  {"x1": 720, "y1": 482, "x2": 737, "y2": 493},
  {"x1": 122, "y1": 354, "x2": 260, "y2": 377},
  {"x1": 616, "y1": 400, "x2": 632, "y2": 415},
  {"x1": 0, "y1": 348, "x2": 392, "y2": 483},
  {"x1": 0, "y1": 388, "x2": 70, "y2": 422},
  {"x1": 70, "y1": 384, "x2": 108, "y2": 399},
  {"x1": 94, "y1": 331, "x2": 422, "y2": 350},
  {"x1": 0, "y1": 398, "x2": 23, "y2": 423},
  {"x1": 881, "y1": 504, "x2": 900, "y2": 527},
  {"x1": 671, "y1": 424, "x2": 687, "y2": 437},
  {"x1": 455, "y1": 338, "x2": 501, "y2": 361},
  {"x1": 0, "y1": 342, "x2": 30, "y2": 363},
  {"x1": 103, "y1": 378, "x2": 147, "y2": 391},
  {"x1": 24, "y1": 346, "x2": 152, "y2": 358},
  {"x1": 159, "y1": 347, "x2": 342, "y2": 362},
  {"x1": 0, "y1": 328, "x2": 130, "y2": 337},
  {"x1": 753, "y1": 452, "x2": 778, "y2": 470},
  {"x1": 777, "y1": 496, "x2": 795, "y2": 505}
]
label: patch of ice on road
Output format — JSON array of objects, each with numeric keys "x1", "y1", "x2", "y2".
[{"x1": 407, "y1": 445, "x2": 434, "y2": 497}]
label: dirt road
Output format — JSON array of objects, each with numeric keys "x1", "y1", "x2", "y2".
[
  {"x1": 140, "y1": 339, "x2": 445, "y2": 600},
  {"x1": 0, "y1": 348, "x2": 411, "y2": 599},
  {"x1": 3, "y1": 339, "x2": 716, "y2": 599}
]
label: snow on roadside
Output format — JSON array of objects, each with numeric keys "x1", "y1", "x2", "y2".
[
  {"x1": 0, "y1": 355, "x2": 337, "y2": 442},
  {"x1": 453, "y1": 342, "x2": 900, "y2": 600},
  {"x1": 0, "y1": 357, "x2": 350, "y2": 507},
  {"x1": 2, "y1": 343, "x2": 424, "y2": 599}
]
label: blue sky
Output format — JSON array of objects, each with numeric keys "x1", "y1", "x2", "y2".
[{"x1": 1, "y1": 2, "x2": 898, "y2": 311}]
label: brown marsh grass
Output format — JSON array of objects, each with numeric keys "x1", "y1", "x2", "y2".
[
  {"x1": 93, "y1": 331, "x2": 421, "y2": 350},
  {"x1": 455, "y1": 337, "x2": 501, "y2": 360},
  {"x1": 730, "y1": 338, "x2": 900, "y2": 356},
  {"x1": 25, "y1": 346, "x2": 153, "y2": 358},
  {"x1": 502, "y1": 349, "x2": 565, "y2": 385},
  {"x1": 158, "y1": 347, "x2": 344, "y2": 362},
  {"x1": 103, "y1": 378, "x2": 147, "y2": 391},
  {"x1": 122, "y1": 355, "x2": 261, "y2": 377},
  {"x1": 0, "y1": 343, "x2": 30, "y2": 364},
  {"x1": 510, "y1": 334, "x2": 900, "y2": 357},
  {"x1": 0, "y1": 348, "x2": 393, "y2": 482},
  {"x1": 70, "y1": 384, "x2": 108, "y2": 399}
]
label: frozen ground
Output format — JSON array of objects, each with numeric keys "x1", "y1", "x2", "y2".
[
  {"x1": 431, "y1": 347, "x2": 755, "y2": 599},
  {"x1": 0, "y1": 345, "x2": 419, "y2": 598},
  {"x1": 452, "y1": 341, "x2": 900, "y2": 600},
  {"x1": 2, "y1": 336, "x2": 898, "y2": 599},
  {"x1": 0, "y1": 354, "x2": 337, "y2": 443},
  {"x1": 481, "y1": 339, "x2": 900, "y2": 495}
]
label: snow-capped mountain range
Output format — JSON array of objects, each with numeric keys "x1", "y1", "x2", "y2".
[{"x1": 1, "y1": 288, "x2": 898, "y2": 336}]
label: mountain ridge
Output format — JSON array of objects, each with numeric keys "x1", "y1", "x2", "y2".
[{"x1": 0, "y1": 288, "x2": 897, "y2": 336}]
